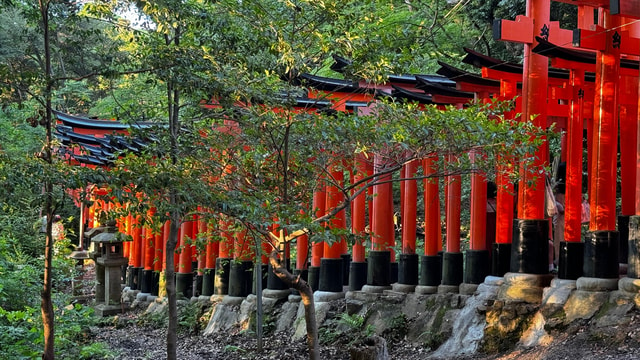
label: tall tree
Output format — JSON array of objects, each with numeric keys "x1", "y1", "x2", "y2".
[{"x1": 0, "y1": 1, "x2": 125, "y2": 357}]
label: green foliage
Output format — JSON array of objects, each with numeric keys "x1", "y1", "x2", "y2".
[
  {"x1": 223, "y1": 344, "x2": 246, "y2": 354},
  {"x1": 138, "y1": 300, "x2": 208, "y2": 335},
  {"x1": 0, "y1": 275, "x2": 115, "y2": 360},
  {"x1": 0, "y1": 305, "x2": 41, "y2": 359},
  {"x1": 320, "y1": 313, "x2": 375, "y2": 346}
]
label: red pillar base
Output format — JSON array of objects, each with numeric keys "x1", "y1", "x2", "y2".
[
  {"x1": 341, "y1": 253, "x2": 351, "y2": 286},
  {"x1": 398, "y1": 254, "x2": 419, "y2": 285},
  {"x1": 267, "y1": 259, "x2": 290, "y2": 290},
  {"x1": 140, "y1": 269, "x2": 154, "y2": 293},
  {"x1": 558, "y1": 241, "x2": 584, "y2": 280},
  {"x1": 126, "y1": 266, "x2": 141, "y2": 290},
  {"x1": 463, "y1": 250, "x2": 489, "y2": 285},
  {"x1": 229, "y1": 260, "x2": 254, "y2": 297},
  {"x1": 175, "y1": 272, "x2": 193, "y2": 298},
  {"x1": 214, "y1": 257, "x2": 231, "y2": 295},
  {"x1": 492, "y1": 243, "x2": 511, "y2": 277},
  {"x1": 151, "y1": 271, "x2": 160, "y2": 296},
  {"x1": 202, "y1": 268, "x2": 215, "y2": 296},
  {"x1": 511, "y1": 219, "x2": 549, "y2": 274},
  {"x1": 583, "y1": 231, "x2": 619, "y2": 279},
  {"x1": 618, "y1": 215, "x2": 630, "y2": 265},
  {"x1": 419, "y1": 255, "x2": 442, "y2": 286},
  {"x1": 390, "y1": 262, "x2": 398, "y2": 284},
  {"x1": 367, "y1": 251, "x2": 391, "y2": 287},
  {"x1": 442, "y1": 252, "x2": 463, "y2": 286},
  {"x1": 349, "y1": 262, "x2": 368, "y2": 291},
  {"x1": 319, "y1": 258, "x2": 344, "y2": 292},
  {"x1": 308, "y1": 266, "x2": 320, "y2": 292}
]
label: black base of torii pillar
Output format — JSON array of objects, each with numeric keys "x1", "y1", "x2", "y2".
[
  {"x1": 510, "y1": 219, "x2": 549, "y2": 274},
  {"x1": 558, "y1": 241, "x2": 584, "y2": 280},
  {"x1": 583, "y1": 231, "x2": 619, "y2": 278},
  {"x1": 492, "y1": 243, "x2": 511, "y2": 277}
]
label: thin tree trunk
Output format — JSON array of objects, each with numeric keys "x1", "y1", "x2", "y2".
[
  {"x1": 41, "y1": 209, "x2": 55, "y2": 360},
  {"x1": 40, "y1": 1, "x2": 55, "y2": 358},
  {"x1": 166, "y1": 26, "x2": 181, "y2": 359},
  {"x1": 268, "y1": 250, "x2": 319, "y2": 360},
  {"x1": 165, "y1": 206, "x2": 180, "y2": 360}
]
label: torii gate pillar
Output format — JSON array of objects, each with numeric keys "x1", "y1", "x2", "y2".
[
  {"x1": 574, "y1": 9, "x2": 621, "y2": 281},
  {"x1": 495, "y1": 0, "x2": 551, "y2": 275}
]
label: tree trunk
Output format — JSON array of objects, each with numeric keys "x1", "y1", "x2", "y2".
[
  {"x1": 165, "y1": 208, "x2": 180, "y2": 360},
  {"x1": 41, "y1": 209, "x2": 55, "y2": 360},
  {"x1": 268, "y1": 250, "x2": 319, "y2": 360},
  {"x1": 40, "y1": 1, "x2": 55, "y2": 358}
]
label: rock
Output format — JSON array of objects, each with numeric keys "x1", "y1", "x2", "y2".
[
  {"x1": 519, "y1": 312, "x2": 553, "y2": 347},
  {"x1": 347, "y1": 299, "x2": 365, "y2": 315},
  {"x1": 202, "y1": 303, "x2": 241, "y2": 335},
  {"x1": 349, "y1": 335, "x2": 389, "y2": 360},
  {"x1": 563, "y1": 290, "x2": 609, "y2": 323},
  {"x1": 275, "y1": 301, "x2": 299, "y2": 333}
]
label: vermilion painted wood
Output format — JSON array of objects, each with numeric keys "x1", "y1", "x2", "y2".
[
  {"x1": 445, "y1": 155, "x2": 462, "y2": 253},
  {"x1": 178, "y1": 221, "x2": 193, "y2": 274},
  {"x1": 401, "y1": 160, "x2": 418, "y2": 254},
  {"x1": 218, "y1": 219, "x2": 234, "y2": 259},
  {"x1": 470, "y1": 152, "x2": 488, "y2": 251},
  {"x1": 131, "y1": 214, "x2": 143, "y2": 268},
  {"x1": 565, "y1": 69, "x2": 586, "y2": 243},
  {"x1": 162, "y1": 221, "x2": 170, "y2": 271},
  {"x1": 310, "y1": 186, "x2": 326, "y2": 267},
  {"x1": 125, "y1": 214, "x2": 133, "y2": 267},
  {"x1": 371, "y1": 154, "x2": 395, "y2": 257},
  {"x1": 189, "y1": 215, "x2": 198, "y2": 263},
  {"x1": 620, "y1": 75, "x2": 638, "y2": 216},
  {"x1": 154, "y1": 230, "x2": 163, "y2": 272},
  {"x1": 324, "y1": 167, "x2": 347, "y2": 259},
  {"x1": 516, "y1": 0, "x2": 550, "y2": 220},
  {"x1": 495, "y1": 79, "x2": 517, "y2": 245},
  {"x1": 423, "y1": 157, "x2": 441, "y2": 255},
  {"x1": 234, "y1": 229, "x2": 252, "y2": 261},
  {"x1": 203, "y1": 219, "x2": 218, "y2": 269},
  {"x1": 612, "y1": 0, "x2": 640, "y2": 18},
  {"x1": 589, "y1": 11, "x2": 620, "y2": 231},
  {"x1": 351, "y1": 155, "x2": 369, "y2": 263},
  {"x1": 296, "y1": 213, "x2": 309, "y2": 270},
  {"x1": 143, "y1": 209, "x2": 155, "y2": 271}
]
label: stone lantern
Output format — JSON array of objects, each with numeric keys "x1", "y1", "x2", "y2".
[{"x1": 91, "y1": 220, "x2": 130, "y2": 317}]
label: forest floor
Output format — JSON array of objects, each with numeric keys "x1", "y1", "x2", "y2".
[
  {"x1": 95, "y1": 307, "x2": 640, "y2": 360},
  {"x1": 77, "y1": 261, "x2": 640, "y2": 360}
]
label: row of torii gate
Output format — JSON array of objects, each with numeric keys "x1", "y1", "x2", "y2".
[{"x1": 59, "y1": 0, "x2": 640, "y2": 301}]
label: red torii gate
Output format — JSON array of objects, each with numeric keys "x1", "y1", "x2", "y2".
[
  {"x1": 54, "y1": 112, "x2": 168, "y2": 296},
  {"x1": 494, "y1": 1, "x2": 640, "y2": 288},
  {"x1": 609, "y1": 0, "x2": 640, "y2": 288}
]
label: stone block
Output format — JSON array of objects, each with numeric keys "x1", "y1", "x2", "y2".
[
  {"x1": 361, "y1": 285, "x2": 392, "y2": 293},
  {"x1": 314, "y1": 290, "x2": 345, "y2": 302},
  {"x1": 618, "y1": 277, "x2": 640, "y2": 293},
  {"x1": 541, "y1": 279, "x2": 576, "y2": 305},
  {"x1": 391, "y1": 283, "x2": 417, "y2": 294},
  {"x1": 415, "y1": 285, "x2": 438, "y2": 295},
  {"x1": 437, "y1": 285, "x2": 459, "y2": 294},
  {"x1": 576, "y1": 277, "x2": 619, "y2": 291}
]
